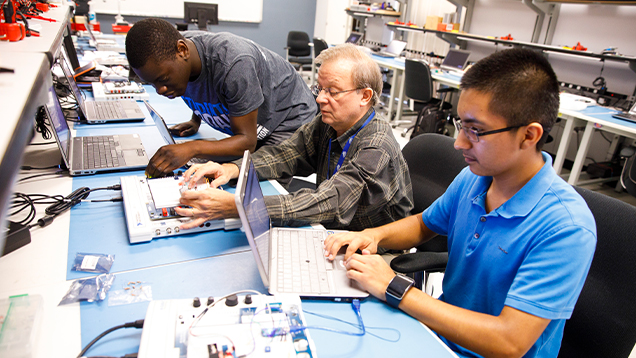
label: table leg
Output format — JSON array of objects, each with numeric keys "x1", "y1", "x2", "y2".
[
  {"x1": 568, "y1": 121, "x2": 595, "y2": 185},
  {"x1": 553, "y1": 116, "x2": 576, "y2": 175},
  {"x1": 387, "y1": 68, "x2": 399, "y2": 119},
  {"x1": 394, "y1": 69, "x2": 405, "y2": 122}
]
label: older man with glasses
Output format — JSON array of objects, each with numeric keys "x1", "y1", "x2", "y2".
[{"x1": 174, "y1": 44, "x2": 413, "y2": 231}]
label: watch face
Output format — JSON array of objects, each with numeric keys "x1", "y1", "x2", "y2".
[{"x1": 386, "y1": 275, "x2": 414, "y2": 308}]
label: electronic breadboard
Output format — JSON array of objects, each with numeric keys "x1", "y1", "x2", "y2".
[
  {"x1": 120, "y1": 175, "x2": 241, "y2": 243},
  {"x1": 92, "y1": 81, "x2": 150, "y2": 101},
  {"x1": 138, "y1": 293, "x2": 316, "y2": 358}
]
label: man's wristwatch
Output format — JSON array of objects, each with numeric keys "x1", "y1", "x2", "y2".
[{"x1": 385, "y1": 274, "x2": 414, "y2": 308}]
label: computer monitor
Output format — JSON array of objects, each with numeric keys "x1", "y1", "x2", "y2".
[
  {"x1": 441, "y1": 49, "x2": 471, "y2": 72},
  {"x1": 184, "y1": 2, "x2": 219, "y2": 30}
]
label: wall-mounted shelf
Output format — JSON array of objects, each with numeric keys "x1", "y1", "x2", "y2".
[
  {"x1": 345, "y1": 9, "x2": 401, "y2": 18},
  {"x1": 387, "y1": 23, "x2": 636, "y2": 74}
]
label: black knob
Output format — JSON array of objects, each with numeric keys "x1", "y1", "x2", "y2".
[
  {"x1": 244, "y1": 294, "x2": 252, "y2": 304},
  {"x1": 207, "y1": 296, "x2": 215, "y2": 306},
  {"x1": 193, "y1": 297, "x2": 201, "y2": 308},
  {"x1": 225, "y1": 294, "x2": 238, "y2": 307}
]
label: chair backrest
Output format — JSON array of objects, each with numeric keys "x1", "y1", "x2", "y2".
[
  {"x1": 402, "y1": 133, "x2": 467, "y2": 214},
  {"x1": 313, "y1": 37, "x2": 329, "y2": 58},
  {"x1": 287, "y1": 31, "x2": 311, "y2": 57},
  {"x1": 404, "y1": 59, "x2": 434, "y2": 103},
  {"x1": 558, "y1": 187, "x2": 636, "y2": 358},
  {"x1": 621, "y1": 153, "x2": 636, "y2": 197},
  {"x1": 402, "y1": 133, "x2": 467, "y2": 253}
]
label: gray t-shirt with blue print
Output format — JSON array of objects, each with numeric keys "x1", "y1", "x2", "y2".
[{"x1": 182, "y1": 31, "x2": 317, "y2": 141}]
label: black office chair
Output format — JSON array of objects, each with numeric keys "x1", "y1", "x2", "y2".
[
  {"x1": 312, "y1": 37, "x2": 328, "y2": 58},
  {"x1": 309, "y1": 37, "x2": 329, "y2": 86},
  {"x1": 389, "y1": 133, "x2": 467, "y2": 290},
  {"x1": 557, "y1": 187, "x2": 636, "y2": 358},
  {"x1": 285, "y1": 31, "x2": 313, "y2": 76},
  {"x1": 393, "y1": 59, "x2": 454, "y2": 138}
]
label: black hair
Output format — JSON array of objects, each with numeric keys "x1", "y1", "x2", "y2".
[
  {"x1": 460, "y1": 48, "x2": 559, "y2": 150},
  {"x1": 125, "y1": 18, "x2": 185, "y2": 69}
]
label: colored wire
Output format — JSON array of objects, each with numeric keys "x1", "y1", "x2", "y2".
[{"x1": 301, "y1": 303, "x2": 402, "y2": 342}]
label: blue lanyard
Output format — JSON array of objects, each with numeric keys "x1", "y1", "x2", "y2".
[{"x1": 327, "y1": 110, "x2": 376, "y2": 179}]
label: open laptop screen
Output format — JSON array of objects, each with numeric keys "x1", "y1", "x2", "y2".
[
  {"x1": 144, "y1": 101, "x2": 176, "y2": 145},
  {"x1": 58, "y1": 49, "x2": 87, "y2": 108},
  {"x1": 242, "y1": 157, "x2": 271, "y2": 277},
  {"x1": 385, "y1": 40, "x2": 407, "y2": 55},
  {"x1": 345, "y1": 32, "x2": 362, "y2": 45},
  {"x1": 45, "y1": 85, "x2": 71, "y2": 165},
  {"x1": 441, "y1": 49, "x2": 470, "y2": 71}
]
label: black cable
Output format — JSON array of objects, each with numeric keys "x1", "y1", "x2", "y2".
[
  {"x1": 21, "y1": 165, "x2": 62, "y2": 170},
  {"x1": 45, "y1": 184, "x2": 121, "y2": 216},
  {"x1": 34, "y1": 106, "x2": 52, "y2": 140},
  {"x1": 9, "y1": 185, "x2": 121, "y2": 230},
  {"x1": 599, "y1": 131, "x2": 613, "y2": 144},
  {"x1": 78, "y1": 319, "x2": 144, "y2": 358},
  {"x1": 18, "y1": 170, "x2": 66, "y2": 183},
  {"x1": 28, "y1": 141, "x2": 57, "y2": 146}
]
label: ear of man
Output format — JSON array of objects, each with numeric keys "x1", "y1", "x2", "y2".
[
  {"x1": 519, "y1": 122, "x2": 544, "y2": 151},
  {"x1": 176, "y1": 39, "x2": 190, "y2": 60},
  {"x1": 360, "y1": 88, "x2": 373, "y2": 107}
]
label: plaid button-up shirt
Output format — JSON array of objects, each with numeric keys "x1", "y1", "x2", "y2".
[{"x1": 235, "y1": 108, "x2": 413, "y2": 230}]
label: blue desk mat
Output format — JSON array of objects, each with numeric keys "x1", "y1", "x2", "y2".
[
  {"x1": 566, "y1": 105, "x2": 636, "y2": 130},
  {"x1": 79, "y1": 251, "x2": 456, "y2": 358},
  {"x1": 67, "y1": 171, "x2": 281, "y2": 280}
]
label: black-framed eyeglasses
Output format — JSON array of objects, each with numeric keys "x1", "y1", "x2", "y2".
[
  {"x1": 453, "y1": 118, "x2": 523, "y2": 143},
  {"x1": 311, "y1": 85, "x2": 360, "y2": 98}
]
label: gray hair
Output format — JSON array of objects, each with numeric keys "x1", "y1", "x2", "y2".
[{"x1": 315, "y1": 43, "x2": 382, "y2": 106}]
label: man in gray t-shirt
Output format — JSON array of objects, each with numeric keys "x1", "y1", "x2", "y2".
[{"x1": 126, "y1": 18, "x2": 317, "y2": 177}]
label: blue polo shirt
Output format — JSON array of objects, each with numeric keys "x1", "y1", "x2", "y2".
[{"x1": 422, "y1": 153, "x2": 596, "y2": 358}]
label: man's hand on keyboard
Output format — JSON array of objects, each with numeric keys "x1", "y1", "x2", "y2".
[
  {"x1": 324, "y1": 230, "x2": 379, "y2": 262},
  {"x1": 345, "y1": 250, "x2": 395, "y2": 300}
]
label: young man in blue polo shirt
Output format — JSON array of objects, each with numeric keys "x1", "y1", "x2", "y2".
[{"x1": 324, "y1": 48, "x2": 596, "y2": 358}]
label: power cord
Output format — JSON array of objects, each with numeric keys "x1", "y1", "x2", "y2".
[
  {"x1": 77, "y1": 319, "x2": 144, "y2": 358},
  {"x1": 34, "y1": 106, "x2": 52, "y2": 140},
  {"x1": 9, "y1": 184, "x2": 122, "y2": 232}
]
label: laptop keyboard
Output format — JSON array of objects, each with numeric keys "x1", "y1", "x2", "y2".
[
  {"x1": 277, "y1": 230, "x2": 331, "y2": 294},
  {"x1": 615, "y1": 113, "x2": 636, "y2": 123},
  {"x1": 82, "y1": 136, "x2": 121, "y2": 169},
  {"x1": 93, "y1": 102, "x2": 126, "y2": 119}
]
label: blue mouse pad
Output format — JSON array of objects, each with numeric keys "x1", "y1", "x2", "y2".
[{"x1": 67, "y1": 170, "x2": 281, "y2": 280}]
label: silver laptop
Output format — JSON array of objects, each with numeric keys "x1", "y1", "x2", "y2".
[
  {"x1": 374, "y1": 40, "x2": 407, "y2": 58},
  {"x1": 84, "y1": 19, "x2": 127, "y2": 53},
  {"x1": 143, "y1": 100, "x2": 212, "y2": 165},
  {"x1": 441, "y1": 48, "x2": 471, "y2": 73},
  {"x1": 44, "y1": 85, "x2": 148, "y2": 176},
  {"x1": 612, "y1": 102, "x2": 636, "y2": 124},
  {"x1": 235, "y1": 150, "x2": 369, "y2": 301},
  {"x1": 58, "y1": 48, "x2": 145, "y2": 124}
]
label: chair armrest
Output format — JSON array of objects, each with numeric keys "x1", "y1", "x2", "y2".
[{"x1": 390, "y1": 252, "x2": 448, "y2": 274}]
